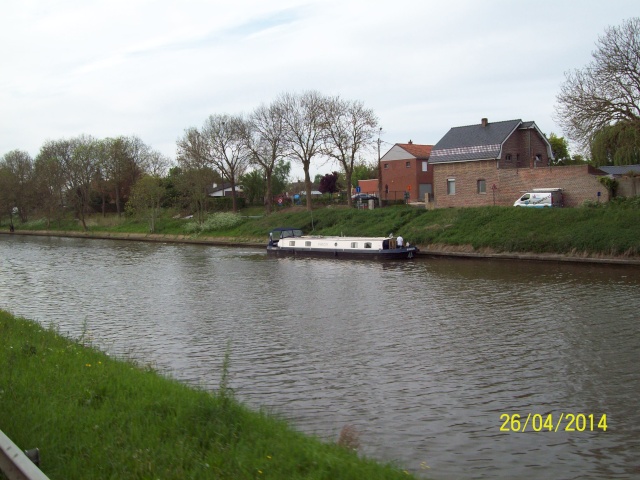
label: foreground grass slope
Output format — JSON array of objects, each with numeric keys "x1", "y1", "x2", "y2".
[
  {"x1": 11, "y1": 201, "x2": 640, "y2": 257},
  {"x1": 0, "y1": 311, "x2": 415, "y2": 480}
]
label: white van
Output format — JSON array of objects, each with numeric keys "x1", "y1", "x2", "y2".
[{"x1": 513, "y1": 188, "x2": 563, "y2": 208}]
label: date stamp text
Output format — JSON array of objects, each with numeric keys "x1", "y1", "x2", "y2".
[{"x1": 500, "y1": 413, "x2": 607, "y2": 432}]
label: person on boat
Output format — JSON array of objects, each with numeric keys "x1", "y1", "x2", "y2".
[{"x1": 397, "y1": 235, "x2": 404, "y2": 248}]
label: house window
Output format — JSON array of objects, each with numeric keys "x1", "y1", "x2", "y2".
[
  {"x1": 406, "y1": 161, "x2": 411, "y2": 168},
  {"x1": 506, "y1": 154, "x2": 512, "y2": 161},
  {"x1": 351, "y1": 242, "x2": 358, "y2": 248},
  {"x1": 477, "y1": 179, "x2": 486, "y2": 194},
  {"x1": 384, "y1": 163, "x2": 389, "y2": 169},
  {"x1": 422, "y1": 161, "x2": 428, "y2": 172},
  {"x1": 447, "y1": 178, "x2": 456, "y2": 195}
]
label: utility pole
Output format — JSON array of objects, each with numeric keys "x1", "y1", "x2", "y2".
[{"x1": 377, "y1": 127, "x2": 383, "y2": 206}]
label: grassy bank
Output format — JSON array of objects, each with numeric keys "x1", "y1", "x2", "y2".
[
  {"x1": 0, "y1": 310, "x2": 415, "y2": 479},
  {"x1": 10, "y1": 201, "x2": 640, "y2": 258}
]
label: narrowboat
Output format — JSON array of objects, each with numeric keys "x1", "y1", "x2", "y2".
[{"x1": 267, "y1": 227, "x2": 418, "y2": 260}]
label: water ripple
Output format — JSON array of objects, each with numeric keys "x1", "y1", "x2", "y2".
[{"x1": 1, "y1": 235, "x2": 639, "y2": 479}]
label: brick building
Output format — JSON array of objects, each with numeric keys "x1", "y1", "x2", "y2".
[
  {"x1": 379, "y1": 142, "x2": 433, "y2": 202},
  {"x1": 429, "y1": 118, "x2": 605, "y2": 207}
]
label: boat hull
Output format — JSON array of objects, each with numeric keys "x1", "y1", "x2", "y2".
[{"x1": 266, "y1": 246, "x2": 418, "y2": 260}]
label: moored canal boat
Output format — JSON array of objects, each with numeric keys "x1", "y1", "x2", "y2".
[{"x1": 267, "y1": 227, "x2": 418, "y2": 260}]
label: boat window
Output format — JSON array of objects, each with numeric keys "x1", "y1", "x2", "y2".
[
  {"x1": 305, "y1": 241, "x2": 311, "y2": 246},
  {"x1": 364, "y1": 242, "x2": 372, "y2": 248},
  {"x1": 351, "y1": 242, "x2": 358, "y2": 248},
  {"x1": 289, "y1": 241, "x2": 295, "y2": 246}
]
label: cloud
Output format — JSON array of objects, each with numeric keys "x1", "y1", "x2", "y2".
[{"x1": 2, "y1": 0, "x2": 640, "y2": 178}]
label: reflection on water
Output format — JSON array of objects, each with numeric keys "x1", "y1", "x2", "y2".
[{"x1": 1, "y1": 235, "x2": 639, "y2": 479}]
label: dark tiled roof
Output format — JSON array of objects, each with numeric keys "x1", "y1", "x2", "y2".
[
  {"x1": 430, "y1": 119, "x2": 522, "y2": 164},
  {"x1": 598, "y1": 165, "x2": 640, "y2": 176}
]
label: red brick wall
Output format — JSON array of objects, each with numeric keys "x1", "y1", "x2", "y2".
[
  {"x1": 433, "y1": 161, "x2": 605, "y2": 207},
  {"x1": 380, "y1": 158, "x2": 433, "y2": 201},
  {"x1": 500, "y1": 128, "x2": 551, "y2": 168},
  {"x1": 358, "y1": 179, "x2": 379, "y2": 194}
]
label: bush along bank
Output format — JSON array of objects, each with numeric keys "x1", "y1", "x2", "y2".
[{"x1": 0, "y1": 310, "x2": 416, "y2": 480}]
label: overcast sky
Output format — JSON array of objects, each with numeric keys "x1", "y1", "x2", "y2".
[{"x1": 2, "y1": 0, "x2": 639, "y2": 180}]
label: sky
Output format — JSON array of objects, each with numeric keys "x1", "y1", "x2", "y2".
[{"x1": 2, "y1": 0, "x2": 640, "y2": 180}]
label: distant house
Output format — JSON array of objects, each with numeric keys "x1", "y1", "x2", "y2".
[
  {"x1": 599, "y1": 165, "x2": 640, "y2": 198},
  {"x1": 598, "y1": 165, "x2": 640, "y2": 177},
  {"x1": 429, "y1": 118, "x2": 604, "y2": 207},
  {"x1": 207, "y1": 183, "x2": 243, "y2": 197},
  {"x1": 380, "y1": 142, "x2": 434, "y2": 202}
]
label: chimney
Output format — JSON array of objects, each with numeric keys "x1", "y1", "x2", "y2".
[{"x1": 481, "y1": 118, "x2": 488, "y2": 127}]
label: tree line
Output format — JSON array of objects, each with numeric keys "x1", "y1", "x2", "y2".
[
  {"x1": 0, "y1": 135, "x2": 171, "y2": 230},
  {"x1": 1, "y1": 91, "x2": 380, "y2": 230}
]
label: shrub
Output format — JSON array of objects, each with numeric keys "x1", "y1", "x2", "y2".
[{"x1": 184, "y1": 212, "x2": 245, "y2": 234}]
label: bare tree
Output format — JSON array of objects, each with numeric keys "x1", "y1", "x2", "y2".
[
  {"x1": 279, "y1": 91, "x2": 327, "y2": 211},
  {"x1": 555, "y1": 17, "x2": 640, "y2": 156},
  {"x1": 201, "y1": 114, "x2": 250, "y2": 212},
  {"x1": 176, "y1": 127, "x2": 216, "y2": 223},
  {"x1": 321, "y1": 96, "x2": 379, "y2": 206},
  {"x1": 146, "y1": 149, "x2": 172, "y2": 177},
  {"x1": 243, "y1": 102, "x2": 288, "y2": 214}
]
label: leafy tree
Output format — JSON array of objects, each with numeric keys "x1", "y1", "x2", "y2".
[
  {"x1": 126, "y1": 175, "x2": 165, "y2": 232},
  {"x1": 351, "y1": 160, "x2": 378, "y2": 186},
  {"x1": 68, "y1": 135, "x2": 101, "y2": 230},
  {"x1": 590, "y1": 120, "x2": 640, "y2": 166},
  {"x1": 318, "y1": 171, "x2": 341, "y2": 195},
  {"x1": 599, "y1": 176, "x2": 619, "y2": 199},
  {"x1": 556, "y1": 17, "x2": 640, "y2": 159},
  {"x1": 0, "y1": 150, "x2": 35, "y2": 223},
  {"x1": 239, "y1": 169, "x2": 266, "y2": 206},
  {"x1": 101, "y1": 136, "x2": 152, "y2": 216},
  {"x1": 547, "y1": 133, "x2": 571, "y2": 164},
  {"x1": 34, "y1": 148, "x2": 67, "y2": 228},
  {"x1": 272, "y1": 160, "x2": 290, "y2": 198}
]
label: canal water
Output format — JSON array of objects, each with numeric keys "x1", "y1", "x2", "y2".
[{"x1": 1, "y1": 234, "x2": 639, "y2": 479}]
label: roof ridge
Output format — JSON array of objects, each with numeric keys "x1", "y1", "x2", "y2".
[{"x1": 450, "y1": 119, "x2": 522, "y2": 130}]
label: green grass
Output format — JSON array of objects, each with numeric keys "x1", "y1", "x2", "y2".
[
  {"x1": 9, "y1": 201, "x2": 640, "y2": 257},
  {"x1": 0, "y1": 310, "x2": 416, "y2": 479}
]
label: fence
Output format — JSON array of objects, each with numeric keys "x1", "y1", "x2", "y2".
[{"x1": 0, "y1": 429, "x2": 49, "y2": 480}]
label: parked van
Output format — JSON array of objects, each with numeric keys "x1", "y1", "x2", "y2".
[{"x1": 513, "y1": 188, "x2": 563, "y2": 207}]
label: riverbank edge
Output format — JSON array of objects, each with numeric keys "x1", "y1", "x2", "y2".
[
  {"x1": 2, "y1": 229, "x2": 640, "y2": 266},
  {"x1": 0, "y1": 311, "x2": 415, "y2": 479}
]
